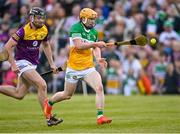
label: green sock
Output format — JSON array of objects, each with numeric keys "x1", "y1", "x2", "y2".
[
  {"x1": 97, "y1": 109, "x2": 103, "y2": 118},
  {"x1": 48, "y1": 100, "x2": 54, "y2": 106}
]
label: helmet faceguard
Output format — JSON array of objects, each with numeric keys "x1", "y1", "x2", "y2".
[
  {"x1": 29, "y1": 7, "x2": 46, "y2": 28},
  {"x1": 29, "y1": 7, "x2": 46, "y2": 19},
  {"x1": 80, "y1": 8, "x2": 97, "y2": 29},
  {"x1": 81, "y1": 18, "x2": 97, "y2": 29}
]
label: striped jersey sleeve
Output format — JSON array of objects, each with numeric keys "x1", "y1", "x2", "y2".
[{"x1": 12, "y1": 27, "x2": 24, "y2": 42}]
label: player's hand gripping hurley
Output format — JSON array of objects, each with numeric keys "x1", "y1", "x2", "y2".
[{"x1": 41, "y1": 61, "x2": 67, "y2": 76}]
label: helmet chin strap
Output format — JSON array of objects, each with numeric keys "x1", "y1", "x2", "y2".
[
  {"x1": 31, "y1": 16, "x2": 36, "y2": 27},
  {"x1": 82, "y1": 18, "x2": 87, "y2": 24},
  {"x1": 31, "y1": 16, "x2": 34, "y2": 22}
]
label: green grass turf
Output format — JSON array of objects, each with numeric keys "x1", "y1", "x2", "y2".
[{"x1": 0, "y1": 94, "x2": 180, "y2": 133}]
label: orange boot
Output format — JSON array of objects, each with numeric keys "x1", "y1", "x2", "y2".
[{"x1": 97, "y1": 115, "x2": 112, "y2": 125}]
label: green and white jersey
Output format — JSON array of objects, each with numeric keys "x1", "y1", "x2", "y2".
[
  {"x1": 68, "y1": 22, "x2": 98, "y2": 70},
  {"x1": 69, "y1": 22, "x2": 98, "y2": 45}
]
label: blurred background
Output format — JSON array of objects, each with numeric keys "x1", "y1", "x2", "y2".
[{"x1": 0, "y1": 0, "x2": 179, "y2": 96}]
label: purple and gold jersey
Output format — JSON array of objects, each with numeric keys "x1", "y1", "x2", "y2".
[{"x1": 12, "y1": 22, "x2": 48, "y2": 65}]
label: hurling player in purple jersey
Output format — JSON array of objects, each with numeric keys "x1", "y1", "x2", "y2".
[{"x1": 0, "y1": 7, "x2": 63, "y2": 126}]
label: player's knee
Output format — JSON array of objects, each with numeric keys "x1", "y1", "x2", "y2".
[
  {"x1": 38, "y1": 82, "x2": 47, "y2": 92},
  {"x1": 14, "y1": 89, "x2": 25, "y2": 100},
  {"x1": 95, "y1": 85, "x2": 103, "y2": 94}
]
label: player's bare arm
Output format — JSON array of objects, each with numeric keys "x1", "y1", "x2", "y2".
[
  {"x1": 93, "y1": 47, "x2": 107, "y2": 69},
  {"x1": 4, "y1": 38, "x2": 20, "y2": 73},
  {"x1": 42, "y1": 41, "x2": 58, "y2": 73},
  {"x1": 73, "y1": 38, "x2": 106, "y2": 50}
]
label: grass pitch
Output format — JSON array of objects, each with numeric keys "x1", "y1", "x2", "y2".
[{"x1": 0, "y1": 94, "x2": 180, "y2": 133}]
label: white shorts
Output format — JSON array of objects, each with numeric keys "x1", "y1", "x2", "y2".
[
  {"x1": 65, "y1": 67, "x2": 96, "y2": 83},
  {"x1": 15, "y1": 60, "x2": 37, "y2": 77}
]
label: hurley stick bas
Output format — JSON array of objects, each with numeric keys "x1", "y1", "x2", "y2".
[{"x1": 0, "y1": 48, "x2": 9, "y2": 61}]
